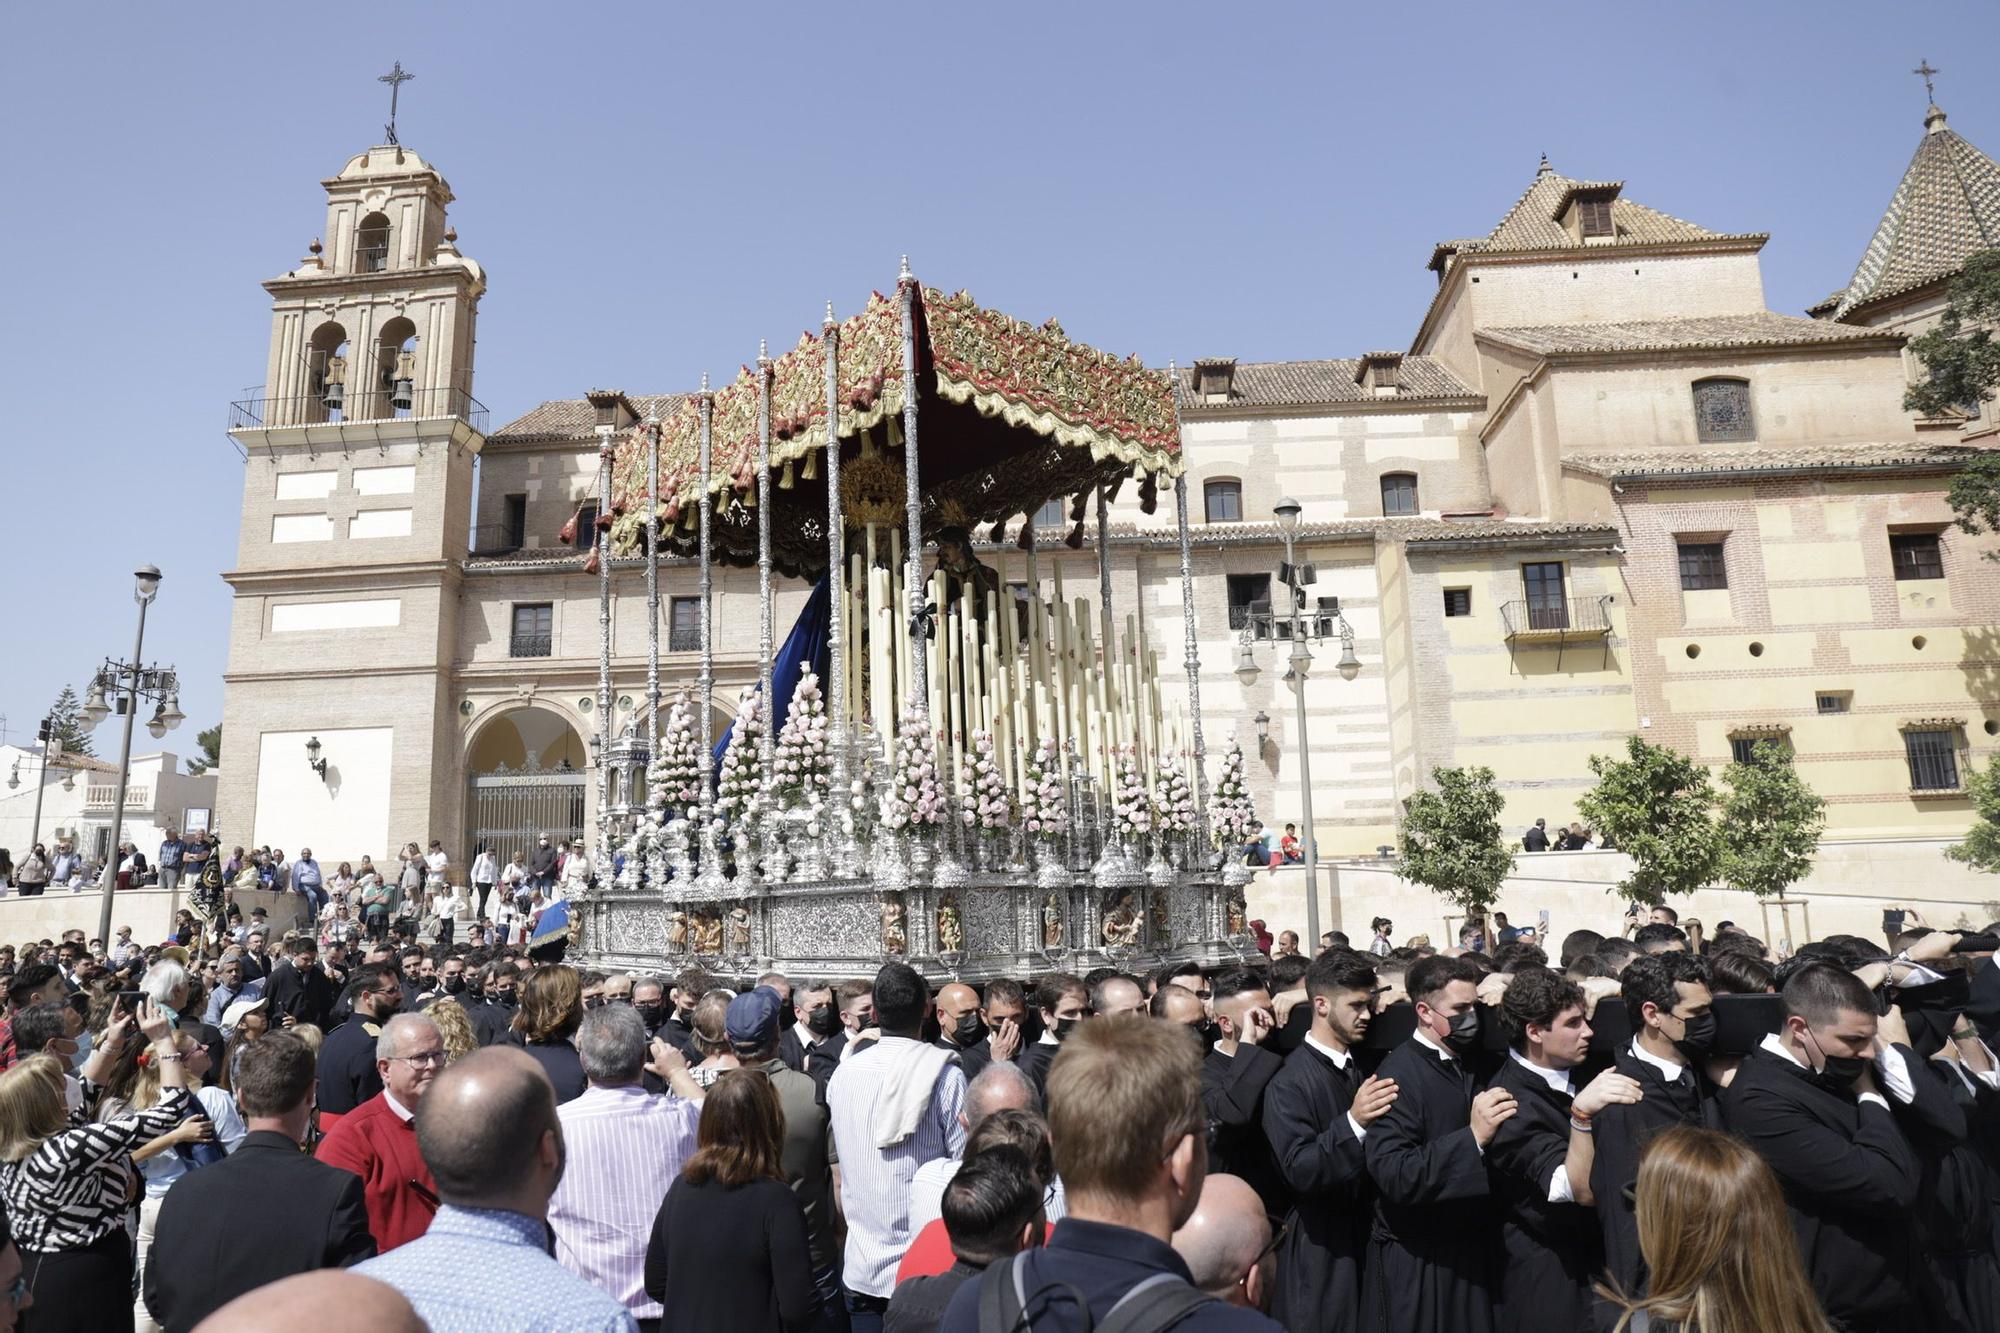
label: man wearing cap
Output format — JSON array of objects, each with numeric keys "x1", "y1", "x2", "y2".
[{"x1": 549, "y1": 1002, "x2": 703, "y2": 1329}]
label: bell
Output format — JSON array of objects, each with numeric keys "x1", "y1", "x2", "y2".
[
  {"x1": 321, "y1": 380, "x2": 344, "y2": 412},
  {"x1": 390, "y1": 377, "x2": 414, "y2": 411}
]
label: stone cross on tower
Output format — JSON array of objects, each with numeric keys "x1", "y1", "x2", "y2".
[
  {"x1": 1913, "y1": 59, "x2": 1939, "y2": 103},
  {"x1": 378, "y1": 61, "x2": 415, "y2": 145}
]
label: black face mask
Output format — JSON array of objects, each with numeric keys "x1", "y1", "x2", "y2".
[
  {"x1": 1672, "y1": 1011, "x2": 1718, "y2": 1062},
  {"x1": 805, "y1": 1005, "x2": 839, "y2": 1038},
  {"x1": 1444, "y1": 1007, "x2": 1482, "y2": 1052},
  {"x1": 1051, "y1": 1015, "x2": 1081, "y2": 1043},
  {"x1": 635, "y1": 1003, "x2": 666, "y2": 1028},
  {"x1": 441, "y1": 975, "x2": 466, "y2": 995},
  {"x1": 952, "y1": 1013, "x2": 986, "y2": 1046},
  {"x1": 491, "y1": 990, "x2": 517, "y2": 1009},
  {"x1": 1813, "y1": 1053, "x2": 1868, "y2": 1093}
]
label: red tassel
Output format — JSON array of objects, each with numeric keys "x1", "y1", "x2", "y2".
[
  {"x1": 558, "y1": 504, "x2": 583, "y2": 547},
  {"x1": 583, "y1": 549, "x2": 601, "y2": 575}
]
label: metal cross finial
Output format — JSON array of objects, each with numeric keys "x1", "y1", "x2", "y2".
[
  {"x1": 1914, "y1": 59, "x2": 1939, "y2": 102},
  {"x1": 378, "y1": 61, "x2": 415, "y2": 145}
]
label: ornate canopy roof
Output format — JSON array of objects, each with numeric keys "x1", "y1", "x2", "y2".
[{"x1": 603, "y1": 285, "x2": 1181, "y2": 576}]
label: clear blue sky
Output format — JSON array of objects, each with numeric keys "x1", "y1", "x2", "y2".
[{"x1": 2, "y1": 1, "x2": 1994, "y2": 756}]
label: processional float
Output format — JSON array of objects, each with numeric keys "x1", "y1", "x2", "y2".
[{"x1": 571, "y1": 262, "x2": 1260, "y2": 982}]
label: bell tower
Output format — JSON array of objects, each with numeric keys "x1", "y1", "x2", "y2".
[{"x1": 217, "y1": 133, "x2": 487, "y2": 872}]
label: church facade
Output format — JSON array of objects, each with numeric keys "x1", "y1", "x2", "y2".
[{"x1": 217, "y1": 100, "x2": 2000, "y2": 933}]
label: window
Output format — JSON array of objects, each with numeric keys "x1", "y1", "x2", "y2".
[
  {"x1": 1729, "y1": 735, "x2": 1789, "y2": 766},
  {"x1": 1521, "y1": 562, "x2": 1568, "y2": 630},
  {"x1": 1226, "y1": 574, "x2": 1272, "y2": 637},
  {"x1": 1578, "y1": 196, "x2": 1615, "y2": 239},
  {"x1": 1443, "y1": 588, "x2": 1472, "y2": 617},
  {"x1": 1032, "y1": 497, "x2": 1065, "y2": 528},
  {"x1": 1204, "y1": 480, "x2": 1243, "y2": 524},
  {"x1": 1816, "y1": 692, "x2": 1850, "y2": 715},
  {"x1": 510, "y1": 604, "x2": 552, "y2": 658},
  {"x1": 1903, "y1": 728, "x2": 1962, "y2": 791},
  {"x1": 571, "y1": 502, "x2": 599, "y2": 551},
  {"x1": 355, "y1": 212, "x2": 390, "y2": 273},
  {"x1": 1380, "y1": 472, "x2": 1419, "y2": 517},
  {"x1": 1692, "y1": 378, "x2": 1754, "y2": 443},
  {"x1": 1677, "y1": 541, "x2": 1727, "y2": 591},
  {"x1": 1890, "y1": 533, "x2": 1944, "y2": 581},
  {"x1": 668, "y1": 597, "x2": 701, "y2": 652},
  {"x1": 502, "y1": 494, "x2": 527, "y2": 550}
]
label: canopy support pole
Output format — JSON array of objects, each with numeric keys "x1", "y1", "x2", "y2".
[
  {"x1": 897, "y1": 259, "x2": 928, "y2": 715},
  {"x1": 695, "y1": 376, "x2": 724, "y2": 895},
  {"x1": 824, "y1": 305, "x2": 859, "y2": 877},
  {"x1": 646, "y1": 416, "x2": 661, "y2": 768},
  {"x1": 1168, "y1": 364, "x2": 1209, "y2": 850},
  {"x1": 594, "y1": 427, "x2": 615, "y2": 872}
]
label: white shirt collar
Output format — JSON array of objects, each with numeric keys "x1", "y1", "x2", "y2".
[
  {"x1": 1412, "y1": 1026, "x2": 1457, "y2": 1064},
  {"x1": 1629, "y1": 1036, "x2": 1690, "y2": 1081},
  {"x1": 1508, "y1": 1049, "x2": 1574, "y2": 1095},
  {"x1": 1303, "y1": 1032, "x2": 1353, "y2": 1069},
  {"x1": 1759, "y1": 1031, "x2": 1807, "y2": 1070},
  {"x1": 384, "y1": 1090, "x2": 416, "y2": 1123},
  {"x1": 793, "y1": 1020, "x2": 821, "y2": 1049}
]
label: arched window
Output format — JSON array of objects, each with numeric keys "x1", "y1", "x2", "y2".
[
  {"x1": 355, "y1": 212, "x2": 391, "y2": 272},
  {"x1": 308, "y1": 322, "x2": 350, "y2": 420},
  {"x1": 1204, "y1": 479, "x2": 1243, "y2": 524},
  {"x1": 1692, "y1": 378, "x2": 1754, "y2": 443},
  {"x1": 1380, "y1": 472, "x2": 1419, "y2": 516},
  {"x1": 375, "y1": 317, "x2": 418, "y2": 416}
]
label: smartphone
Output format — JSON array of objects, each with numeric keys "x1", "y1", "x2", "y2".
[
  {"x1": 1538, "y1": 909, "x2": 1550, "y2": 936},
  {"x1": 1712, "y1": 994, "x2": 1786, "y2": 1056},
  {"x1": 117, "y1": 989, "x2": 145, "y2": 1011},
  {"x1": 1883, "y1": 909, "x2": 1907, "y2": 935}
]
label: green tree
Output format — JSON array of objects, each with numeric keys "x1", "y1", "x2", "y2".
[
  {"x1": 1905, "y1": 249, "x2": 2000, "y2": 549},
  {"x1": 187, "y1": 723, "x2": 222, "y2": 776},
  {"x1": 1577, "y1": 736, "x2": 1722, "y2": 908},
  {"x1": 1395, "y1": 765, "x2": 1515, "y2": 920},
  {"x1": 46, "y1": 685, "x2": 94, "y2": 758},
  {"x1": 1717, "y1": 741, "x2": 1827, "y2": 899},
  {"x1": 1946, "y1": 757, "x2": 2000, "y2": 875}
]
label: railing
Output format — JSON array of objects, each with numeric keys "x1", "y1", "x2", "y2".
[
  {"x1": 509, "y1": 632, "x2": 553, "y2": 659},
  {"x1": 85, "y1": 785, "x2": 150, "y2": 810},
  {"x1": 1500, "y1": 596, "x2": 1612, "y2": 638},
  {"x1": 471, "y1": 523, "x2": 525, "y2": 556},
  {"x1": 228, "y1": 386, "x2": 489, "y2": 434}
]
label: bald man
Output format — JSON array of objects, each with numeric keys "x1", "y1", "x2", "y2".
[
  {"x1": 934, "y1": 982, "x2": 994, "y2": 1081},
  {"x1": 1172, "y1": 1173, "x2": 1275, "y2": 1312},
  {"x1": 193, "y1": 1270, "x2": 423, "y2": 1333},
  {"x1": 1091, "y1": 974, "x2": 1147, "y2": 1019},
  {"x1": 354, "y1": 1047, "x2": 638, "y2": 1332}
]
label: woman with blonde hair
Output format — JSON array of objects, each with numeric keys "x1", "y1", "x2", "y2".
[
  {"x1": 687, "y1": 990, "x2": 741, "y2": 1089},
  {"x1": 1601, "y1": 1124, "x2": 1830, "y2": 1333},
  {"x1": 511, "y1": 963, "x2": 587, "y2": 1101},
  {"x1": 427, "y1": 997, "x2": 479, "y2": 1063}
]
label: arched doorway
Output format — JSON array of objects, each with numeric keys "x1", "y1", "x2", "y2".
[{"x1": 464, "y1": 705, "x2": 589, "y2": 868}]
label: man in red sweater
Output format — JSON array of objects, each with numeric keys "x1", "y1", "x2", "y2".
[{"x1": 319, "y1": 1012, "x2": 443, "y2": 1252}]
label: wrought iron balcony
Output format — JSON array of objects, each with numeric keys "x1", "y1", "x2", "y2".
[
  {"x1": 228, "y1": 386, "x2": 489, "y2": 434},
  {"x1": 1500, "y1": 596, "x2": 1612, "y2": 641},
  {"x1": 509, "y1": 632, "x2": 553, "y2": 659}
]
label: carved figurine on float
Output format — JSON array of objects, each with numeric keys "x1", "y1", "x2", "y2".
[
  {"x1": 727, "y1": 905, "x2": 753, "y2": 958},
  {"x1": 1150, "y1": 895, "x2": 1170, "y2": 947},
  {"x1": 880, "y1": 896, "x2": 907, "y2": 956},
  {"x1": 691, "y1": 907, "x2": 724, "y2": 957},
  {"x1": 666, "y1": 910, "x2": 690, "y2": 955},
  {"x1": 1042, "y1": 892, "x2": 1065, "y2": 950},
  {"x1": 935, "y1": 896, "x2": 965, "y2": 955},
  {"x1": 1102, "y1": 890, "x2": 1142, "y2": 949},
  {"x1": 1225, "y1": 896, "x2": 1247, "y2": 939}
]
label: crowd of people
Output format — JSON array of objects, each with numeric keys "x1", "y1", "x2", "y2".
[{"x1": 0, "y1": 892, "x2": 1996, "y2": 1333}]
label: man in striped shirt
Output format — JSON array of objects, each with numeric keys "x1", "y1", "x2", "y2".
[{"x1": 549, "y1": 1004, "x2": 706, "y2": 1330}]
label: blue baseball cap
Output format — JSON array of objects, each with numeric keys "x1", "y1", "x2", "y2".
[{"x1": 725, "y1": 986, "x2": 785, "y2": 1046}]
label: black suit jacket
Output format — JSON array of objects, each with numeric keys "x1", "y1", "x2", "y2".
[
  {"x1": 143, "y1": 1130, "x2": 375, "y2": 1332},
  {"x1": 265, "y1": 959, "x2": 335, "y2": 1031},
  {"x1": 1201, "y1": 1042, "x2": 1285, "y2": 1213}
]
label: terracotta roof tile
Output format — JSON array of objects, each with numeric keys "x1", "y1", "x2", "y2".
[
  {"x1": 1175, "y1": 357, "x2": 1477, "y2": 408},
  {"x1": 1465, "y1": 161, "x2": 1759, "y2": 255},
  {"x1": 1476, "y1": 312, "x2": 1891, "y2": 357},
  {"x1": 1562, "y1": 441, "x2": 1996, "y2": 479},
  {"x1": 490, "y1": 393, "x2": 688, "y2": 443}
]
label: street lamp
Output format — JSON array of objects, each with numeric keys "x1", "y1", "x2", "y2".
[
  {"x1": 306, "y1": 736, "x2": 329, "y2": 781},
  {"x1": 87, "y1": 564, "x2": 179, "y2": 947},
  {"x1": 1253, "y1": 709, "x2": 1271, "y2": 752}
]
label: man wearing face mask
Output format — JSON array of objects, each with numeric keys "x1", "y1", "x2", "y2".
[
  {"x1": 1016, "y1": 974, "x2": 1087, "y2": 1104},
  {"x1": 470, "y1": 960, "x2": 524, "y2": 1049},
  {"x1": 419, "y1": 956, "x2": 470, "y2": 1008},
  {"x1": 1363, "y1": 953, "x2": 1512, "y2": 1333},
  {"x1": 780, "y1": 981, "x2": 837, "y2": 1070},
  {"x1": 1720, "y1": 962, "x2": 1941, "y2": 1331},
  {"x1": 1588, "y1": 950, "x2": 1719, "y2": 1315},
  {"x1": 1260, "y1": 950, "x2": 1398, "y2": 1333},
  {"x1": 1189, "y1": 971, "x2": 1285, "y2": 1218},
  {"x1": 662, "y1": 967, "x2": 712, "y2": 1058},
  {"x1": 1486, "y1": 969, "x2": 1643, "y2": 1333},
  {"x1": 933, "y1": 982, "x2": 993, "y2": 1081}
]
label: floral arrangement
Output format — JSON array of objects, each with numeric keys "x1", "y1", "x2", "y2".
[
  {"x1": 879, "y1": 706, "x2": 943, "y2": 832},
  {"x1": 1111, "y1": 745, "x2": 1153, "y2": 840},
  {"x1": 1154, "y1": 756, "x2": 1195, "y2": 835},
  {"x1": 771, "y1": 664, "x2": 830, "y2": 812},
  {"x1": 1019, "y1": 737, "x2": 1068, "y2": 839},
  {"x1": 648, "y1": 685, "x2": 704, "y2": 814},
  {"x1": 962, "y1": 730, "x2": 1012, "y2": 832},
  {"x1": 715, "y1": 686, "x2": 767, "y2": 826},
  {"x1": 1211, "y1": 737, "x2": 1257, "y2": 847}
]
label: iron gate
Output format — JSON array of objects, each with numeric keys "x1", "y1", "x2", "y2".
[{"x1": 468, "y1": 761, "x2": 587, "y2": 866}]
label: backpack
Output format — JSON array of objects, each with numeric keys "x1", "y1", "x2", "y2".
[{"x1": 975, "y1": 1251, "x2": 1217, "y2": 1333}]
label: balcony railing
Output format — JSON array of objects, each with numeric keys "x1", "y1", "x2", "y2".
[
  {"x1": 1500, "y1": 596, "x2": 1612, "y2": 640},
  {"x1": 85, "y1": 785, "x2": 150, "y2": 811},
  {"x1": 229, "y1": 386, "x2": 489, "y2": 434},
  {"x1": 509, "y1": 632, "x2": 553, "y2": 659},
  {"x1": 471, "y1": 523, "x2": 526, "y2": 557}
]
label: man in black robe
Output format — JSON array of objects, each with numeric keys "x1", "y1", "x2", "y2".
[
  {"x1": 1015, "y1": 973, "x2": 1087, "y2": 1103},
  {"x1": 1587, "y1": 949, "x2": 1718, "y2": 1321},
  {"x1": 1362, "y1": 953, "x2": 1514, "y2": 1333},
  {"x1": 1720, "y1": 961, "x2": 1943, "y2": 1331},
  {"x1": 1487, "y1": 968, "x2": 1642, "y2": 1333},
  {"x1": 1261, "y1": 950, "x2": 1399, "y2": 1333},
  {"x1": 1201, "y1": 969, "x2": 1286, "y2": 1216}
]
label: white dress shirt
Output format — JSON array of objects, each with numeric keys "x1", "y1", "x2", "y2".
[
  {"x1": 1303, "y1": 1033, "x2": 1372, "y2": 1142},
  {"x1": 1507, "y1": 1050, "x2": 1576, "y2": 1203}
]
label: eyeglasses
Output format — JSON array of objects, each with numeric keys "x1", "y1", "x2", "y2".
[{"x1": 390, "y1": 1049, "x2": 446, "y2": 1067}]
